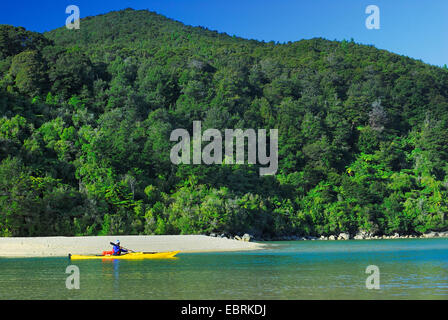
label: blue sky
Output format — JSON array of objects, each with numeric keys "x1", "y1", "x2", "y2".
[{"x1": 1, "y1": 0, "x2": 447, "y2": 66}]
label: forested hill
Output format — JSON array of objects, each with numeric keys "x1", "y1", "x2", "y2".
[{"x1": 1, "y1": 8, "x2": 448, "y2": 238}]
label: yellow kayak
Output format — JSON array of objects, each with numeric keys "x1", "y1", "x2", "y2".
[{"x1": 69, "y1": 251, "x2": 180, "y2": 260}]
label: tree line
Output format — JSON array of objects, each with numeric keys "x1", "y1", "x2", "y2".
[{"x1": 0, "y1": 9, "x2": 447, "y2": 237}]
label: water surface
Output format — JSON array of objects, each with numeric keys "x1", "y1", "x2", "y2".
[{"x1": 0, "y1": 238, "x2": 447, "y2": 299}]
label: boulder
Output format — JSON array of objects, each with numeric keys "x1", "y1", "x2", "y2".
[
  {"x1": 338, "y1": 233, "x2": 350, "y2": 240},
  {"x1": 422, "y1": 234, "x2": 429, "y2": 238},
  {"x1": 354, "y1": 230, "x2": 374, "y2": 240},
  {"x1": 242, "y1": 233, "x2": 252, "y2": 242},
  {"x1": 423, "y1": 231, "x2": 439, "y2": 238},
  {"x1": 328, "y1": 235, "x2": 336, "y2": 240}
]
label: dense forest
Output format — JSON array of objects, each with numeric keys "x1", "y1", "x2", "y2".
[{"x1": 1, "y1": 9, "x2": 447, "y2": 238}]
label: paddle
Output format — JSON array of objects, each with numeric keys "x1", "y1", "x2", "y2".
[{"x1": 110, "y1": 242, "x2": 135, "y2": 253}]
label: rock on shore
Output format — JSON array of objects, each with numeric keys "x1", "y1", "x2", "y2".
[{"x1": 237, "y1": 230, "x2": 448, "y2": 241}]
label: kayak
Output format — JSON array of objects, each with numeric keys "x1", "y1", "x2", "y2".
[{"x1": 68, "y1": 251, "x2": 180, "y2": 260}]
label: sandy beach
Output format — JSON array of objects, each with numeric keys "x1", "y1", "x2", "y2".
[{"x1": 0, "y1": 235, "x2": 265, "y2": 257}]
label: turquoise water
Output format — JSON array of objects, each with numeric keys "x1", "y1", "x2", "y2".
[{"x1": 0, "y1": 238, "x2": 447, "y2": 299}]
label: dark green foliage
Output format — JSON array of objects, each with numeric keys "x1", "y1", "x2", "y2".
[
  {"x1": 0, "y1": 25, "x2": 52, "y2": 59},
  {"x1": 8, "y1": 50, "x2": 47, "y2": 96},
  {"x1": 0, "y1": 9, "x2": 447, "y2": 236}
]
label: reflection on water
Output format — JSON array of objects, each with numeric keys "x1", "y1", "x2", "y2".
[
  {"x1": 114, "y1": 260, "x2": 119, "y2": 289},
  {"x1": 100, "y1": 259, "x2": 120, "y2": 291},
  {"x1": 0, "y1": 238, "x2": 447, "y2": 299}
]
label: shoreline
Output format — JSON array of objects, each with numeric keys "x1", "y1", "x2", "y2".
[
  {"x1": 1, "y1": 232, "x2": 446, "y2": 258},
  {"x1": 0, "y1": 235, "x2": 265, "y2": 258},
  {"x1": 233, "y1": 230, "x2": 448, "y2": 241}
]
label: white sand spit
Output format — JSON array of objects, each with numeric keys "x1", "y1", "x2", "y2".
[{"x1": 0, "y1": 235, "x2": 265, "y2": 257}]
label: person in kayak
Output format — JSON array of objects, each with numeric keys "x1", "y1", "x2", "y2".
[{"x1": 112, "y1": 240, "x2": 128, "y2": 256}]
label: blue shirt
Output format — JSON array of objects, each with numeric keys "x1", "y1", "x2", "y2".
[{"x1": 113, "y1": 245, "x2": 128, "y2": 255}]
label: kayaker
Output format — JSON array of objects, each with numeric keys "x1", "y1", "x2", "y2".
[{"x1": 112, "y1": 240, "x2": 128, "y2": 256}]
